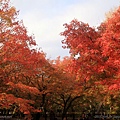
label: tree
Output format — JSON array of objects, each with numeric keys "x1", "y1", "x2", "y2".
[
  {"x1": 50, "y1": 57, "x2": 85, "y2": 120},
  {"x1": 97, "y1": 6, "x2": 120, "y2": 87},
  {"x1": 61, "y1": 6, "x2": 120, "y2": 90},
  {"x1": 61, "y1": 6, "x2": 120, "y2": 115},
  {"x1": 0, "y1": 0, "x2": 46, "y2": 118}
]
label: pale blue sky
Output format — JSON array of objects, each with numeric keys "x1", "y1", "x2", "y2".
[{"x1": 10, "y1": 0, "x2": 120, "y2": 59}]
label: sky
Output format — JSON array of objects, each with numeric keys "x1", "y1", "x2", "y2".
[{"x1": 10, "y1": 0, "x2": 120, "y2": 59}]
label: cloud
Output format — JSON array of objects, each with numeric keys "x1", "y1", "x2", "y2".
[{"x1": 10, "y1": 0, "x2": 120, "y2": 59}]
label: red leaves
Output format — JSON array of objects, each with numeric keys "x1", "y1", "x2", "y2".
[
  {"x1": 7, "y1": 82, "x2": 40, "y2": 95},
  {"x1": 0, "y1": 93, "x2": 37, "y2": 116},
  {"x1": 0, "y1": 93, "x2": 15, "y2": 108},
  {"x1": 61, "y1": 7, "x2": 120, "y2": 90},
  {"x1": 97, "y1": 7, "x2": 120, "y2": 87},
  {"x1": 108, "y1": 84, "x2": 120, "y2": 90},
  {"x1": 61, "y1": 19, "x2": 99, "y2": 56},
  {"x1": 0, "y1": 0, "x2": 48, "y2": 116},
  {"x1": 0, "y1": 0, "x2": 120, "y2": 117}
]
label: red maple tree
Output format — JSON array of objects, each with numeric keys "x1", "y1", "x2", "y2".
[{"x1": 61, "y1": 7, "x2": 120, "y2": 90}]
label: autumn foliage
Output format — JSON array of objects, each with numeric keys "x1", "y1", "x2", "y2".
[
  {"x1": 61, "y1": 6, "x2": 120, "y2": 116},
  {"x1": 61, "y1": 7, "x2": 120, "y2": 89},
  {"x1": 0, "y1": 0, "x2": 120, "y2": 119},
  {"x1": 0, "y1": 0, "x2": 46, "y2": 118}
]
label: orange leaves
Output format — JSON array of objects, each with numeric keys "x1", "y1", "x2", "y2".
[
  {"x1": 0, "y1": 93, "x2": 36, "y2": 115},
  {"x1": 0, "y1": 0, "x2": 47, "y2": 82},
  {"x1": 7, "y1": 82, "x2": 40, "y2": 95},
  {"x1": 96, "y1": 7, "x2": 120, "y2": 87},
  {"x1": 0, "y1": 6, "x2": 16, "y2": 23},
  {"x1": 108, "y1": 84, "x2": 120, "y2": 90},
  {"x1": 0, "y1": 93, "x2": 16, "y2": 108},
  {"x1": 0, "y1": 0, "x2": 48, "y2": 116},
  {"x1": 105, "y1": 6, "x2": 120, "y2": 33},
  {"x1": 0, "y1": 0, "x2": 17, "y2": 27},
  {"x1": 15, "y1": 98, "x2": 33, "y2": 114},
  {"x1": 0, "y1": 0, "x2": 119, "y2": 117},
  {"x1": 7, "y1": 6, "x2": 16, "y2": 18}
]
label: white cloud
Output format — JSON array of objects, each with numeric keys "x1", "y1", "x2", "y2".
[{"x1": 10, "y1": 0, "x2": 120, "y2": 59}]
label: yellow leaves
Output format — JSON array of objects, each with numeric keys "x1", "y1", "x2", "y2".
[
  {"x1": 8, "y1": 7, "x2": 16, "y2": 17},
  {"x1": 0, "y1": 0, "x2": 17, "y2": 25}
]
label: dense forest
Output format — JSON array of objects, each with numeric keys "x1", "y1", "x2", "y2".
[{"x1": 0, "y1": 0, "x2": 120, "y2": 120}]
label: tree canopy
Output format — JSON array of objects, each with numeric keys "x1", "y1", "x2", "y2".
[{"x1": 0, "y1": 0, "x2": 120, "y2": 119}]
